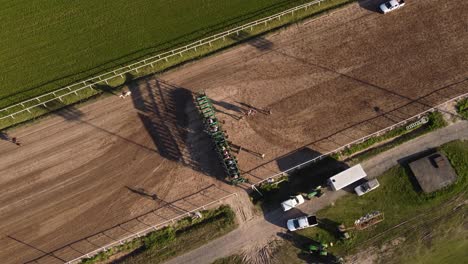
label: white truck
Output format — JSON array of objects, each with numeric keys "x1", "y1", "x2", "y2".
[
  {"x1": 281, "y1": 195, "x2": 305, "y2": 211},
  {"x1": 287, "y1": 215, "x2": 318, "y2": 231},
  {"x1": 354, "y1": 179, "x2": 380, "y2": 196},
  {"x1": 380, "y1": 0, "x2": 406, "y2": 14}
]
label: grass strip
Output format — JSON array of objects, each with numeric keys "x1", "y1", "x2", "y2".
[
  {"x1": 81, "y1": 205, "x2": 237, "y2": 264},
  {"x1": 335, "y1": 111, "x2": 447, "y2": 163}
]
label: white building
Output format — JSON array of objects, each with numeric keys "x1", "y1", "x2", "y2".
[{"x1": 328, "y1": 164, "x2": 367, "y2": 191}]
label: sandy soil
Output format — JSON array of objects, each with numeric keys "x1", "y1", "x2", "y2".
[
  {"x1": 162, "y1": 0, "x2": 468, "y2": 181},
  {"x1": 0, "y1": 82, "x2": 237, "y2": 263},
  {"x1": 0, "y1": 0, "x2": 466, "y2": 263}
]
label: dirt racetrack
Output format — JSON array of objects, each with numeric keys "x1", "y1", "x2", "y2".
[{"x1": 0, "y1": 0, "x2": 467, "y2": 263}]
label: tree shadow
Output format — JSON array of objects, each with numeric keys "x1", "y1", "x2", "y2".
[{"x1": 128, "y1": 78, "x2": 226, "y2": 179}]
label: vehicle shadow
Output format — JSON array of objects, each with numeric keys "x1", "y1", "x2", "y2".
[{"x1": 358, "y1": 0, "x2": 386, "y2": 13}]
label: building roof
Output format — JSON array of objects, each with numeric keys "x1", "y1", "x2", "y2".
[
  {"x1": 408, "y1": 152, "x2": 457, "y2": 193},
  {"x1": 328, "y1": 164, "x2": 367, "y2": 191}
]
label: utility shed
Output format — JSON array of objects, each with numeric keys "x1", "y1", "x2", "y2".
[
  {"x1": 328, "y1": 164, "x2": 367, "y2": 191},
  {"x1": 408, "y1": 152, "x2": 457, "y2": 193}
]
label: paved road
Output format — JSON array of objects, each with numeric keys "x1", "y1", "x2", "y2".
[
  {"x1": 165, "y1": 121, "x2": 468, "y2": 264},
  {"x1": 362, "y1": 121, "x2": 468, "y2": 178}
]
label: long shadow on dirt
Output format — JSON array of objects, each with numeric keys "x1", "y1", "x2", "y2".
[
  {"x1": 37, "y1": 99, "x2": 157, "y2": 152},
  {"x1": 128, "y1": 78, "x2": 225, "y2": 178},
  {"x1": 23, "y1": 184, "x2": 224, "y2": 264},
  {"x1": 229, "y1": 30, "x2": 274, "y2": 51}
]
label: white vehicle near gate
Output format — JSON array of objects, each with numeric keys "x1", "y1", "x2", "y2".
[
  {"x1": 281, "y1": 195, "x2": 305, "y2": 211},
  {"x1": 354, "y1": 179, "x2": 380, "y2": 196},
  {"x1": 380, "y1": 0, "x2": 406, "y2": 14}
]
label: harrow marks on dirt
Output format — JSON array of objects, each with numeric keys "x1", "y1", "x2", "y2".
[{"x1": 195, "y1": 93, "x2": 247, "y2": 185}]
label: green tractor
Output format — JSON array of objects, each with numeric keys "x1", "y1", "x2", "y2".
[
  {"x1": 308, "y1": 242, "x2": 328, "y2": 256},
  {"x1": 304, "y1": 185, "x2": 323, "y2": 199}
]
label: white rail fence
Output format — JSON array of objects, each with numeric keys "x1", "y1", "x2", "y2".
[
  {"x1": 253, "y1": 92, "x2": 468, "y2": 187},
  {"x1": 65, "y1": 192, "x2": 237, "y2": 264},
  {"x1": 0, "y1": 0, "x2": 326, "y2": 122}
]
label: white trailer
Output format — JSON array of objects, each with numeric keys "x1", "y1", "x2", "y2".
[{"x1": 328, "y1": 164, "x2": 367, "y2": 191}]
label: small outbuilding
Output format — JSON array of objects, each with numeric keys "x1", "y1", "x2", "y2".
[{"x1": 408, "y1": 152, "x2": 457, "y2": 193}]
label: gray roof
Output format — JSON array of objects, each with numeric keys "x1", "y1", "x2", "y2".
[{"x1": 408, "y1": 152, "x2": 457, "y2": 193}]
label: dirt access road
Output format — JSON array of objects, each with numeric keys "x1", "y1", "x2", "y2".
[{"x1": 0, "y1": 0, "x2": 467, "y2": 263}]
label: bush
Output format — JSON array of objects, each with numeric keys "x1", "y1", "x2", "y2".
[
  {"x1": 456, "y1": 98, "x2": 468, "y2": 119},
  {"x1": 143, "y1": 227, "x2": 176, "y2": 250},
  {"x1": 427, "y1": 111, "x2": 447, "y2": 130}
]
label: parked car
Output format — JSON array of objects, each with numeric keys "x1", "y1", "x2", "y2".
[
  {"x1": 380, "y1": 0, "x2": 405, "y2": 14},
  {"x1": 287, "y1": 215, "x2": 318, "y2": 231},
  {"x1": 354, "y1": 179, "x2": 380, "y2": 196},
  {"x1": 281, "y1": 195, "x2": 305, "y2": 211}
]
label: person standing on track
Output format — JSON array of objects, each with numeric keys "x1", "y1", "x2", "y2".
[{"x1": 11, "y1": 137, "x2": 21, "y2": 146}]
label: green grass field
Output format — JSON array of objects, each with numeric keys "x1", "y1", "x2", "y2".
[{"x1": 0, "y1": 0, "x2": 311, "y2": 108}]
